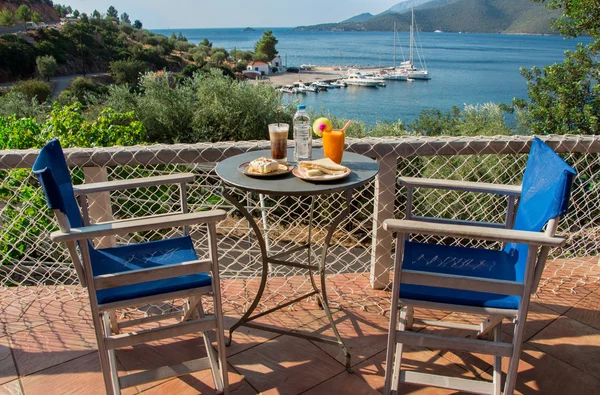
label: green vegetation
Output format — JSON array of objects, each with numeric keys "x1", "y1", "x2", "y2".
[
  {"x1": 11, "y1": 79, "x2": 51, "y2": 103},
  {"x1": 0, "y1": 9, "x2": 15, "y2": 26},
  {"x1": 254, "y1": 30, "x2": 278, "y2": 60},
  {"x1": 36, "y1": 55, "x2": 57, "y2": 81},
  {"x1": 514, "y1": 0, "x2": 600, "y2": 134},
  {"x1": 296, "y1": 0, "x2": 560, "y2": 34},
  {"x1": 14, "y1": 4, "x2": 32, "y2": 22}
]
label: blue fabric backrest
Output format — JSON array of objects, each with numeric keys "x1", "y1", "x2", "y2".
[
  {"x1": 32, "y1": 139, "x2": 83, "y2": 229},
  {"x1": 504, "y1": 138, "x2": 577, "y2": 274},
  {"x1": 511, "y1": 137, "x2": 577, "y2": 234}
]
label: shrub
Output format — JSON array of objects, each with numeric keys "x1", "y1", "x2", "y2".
[
  {"x1": 36, "y1": 55, "x2": 58, "y2": 81},
  {"x1": 182, "y1": 64, "x2": 199, "y2": 77},
  {"x1": 0, "y1": 90, "x2": 49, "y2": 120},
  {"x1": 193, "y1": 69, "x2": 294, "y2": 142},
  {"x1": 69, "y1": 76, "x2": 108, "y2": 103},
  {"x1": 135, "y1": 72, "x2": 197, "y2": 142},
  {"x1": 0, "y1": 36, "x2": 37, "y2": 78},
  {"x1": 109, "y1": 59, "x2": 148, "y2": 85},
  {"x1": 12, "y1": 80, "x2": 51, "y2": 103}
]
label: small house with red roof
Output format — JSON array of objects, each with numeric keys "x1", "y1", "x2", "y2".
[{"x1": 247, "y1": 61, "x2": 270, "y2": 75}]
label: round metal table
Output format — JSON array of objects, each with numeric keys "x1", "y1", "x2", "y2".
[{"x1": 215, "y1": 149, "x2": 379, "y2": 370}]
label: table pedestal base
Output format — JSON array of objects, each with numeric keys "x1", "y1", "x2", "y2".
[{"x1": 221, "y1": 188, "x2": 353, "y2": 371}]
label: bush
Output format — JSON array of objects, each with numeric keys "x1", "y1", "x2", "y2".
[
  {"x1": 0, "y1": 90, "x2": 49, "y2": 120},
  {"x1": 193, "y1": 69, "x2": 294, "y2": 141},
  {"x1": 36, "y1": 55, "x2": 57, "y2": 81},
  {"x1": 135, "y1": 72, "x2": 197, "y2": 142},
  {"x1": 182, "y1": 64, "x2": 199, "y2": 77},
  {"x1": 12, "y1": 80, "x2": 51, "y2": 103},
  {"x1": 0, "y1": 36, "x2": 37, "y2": 78},
  {"x1": 109, "y1": 59, "x2": 148, "y2": 85},
  {"x1": 69, "y1": 76, "x2": 108, "y2": 103}
]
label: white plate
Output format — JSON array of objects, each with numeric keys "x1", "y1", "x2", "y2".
[{"x1": 292, "y1": 166, "x2": 351, "y2": 182}]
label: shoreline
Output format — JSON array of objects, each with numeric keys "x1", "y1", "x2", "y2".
[{"x1": 253, "y1": 66, "x2": 387, "y2": 88}]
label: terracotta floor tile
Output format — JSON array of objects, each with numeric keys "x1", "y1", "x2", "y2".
[
  {"x1": 9, "y1": 319, "x2": 97, "y2": 376},
  {"x1": 501, "y1": 302, "x2": 559, "y2": 342},
  {"x1": 534, "y1": 258, "x2": 600, "y2": 314},
  {"x1": 19, "y1": 297, "x2": 92, "y2": 327},
  {"x1": 0, "y1": 380, "x2": 22, "y2": 395},
  {"x1": 565, "y1": 288, "x2": 600, "y2": 330},
  {"x1": 20, "y1": 352, "x2": 105, "y2": 395},
  {"x1": 490, "y1": 344, "x2": 600, "y2": 395},
  {"x1": 529, "y1": 316, "x2": 600, "y2": 379},
  {"x1": 0, "y1": 337, "x2": 17, "y2": 386},
  {"x1": 299, "y1": 309, "x2": 389, "y2": 367},
  {"x1": 140, "y1": 363, "x2": 255, "y2": 395},
  {"x1": 116, "y1": 332, "x2": 212, "y2": 392},
  {"x1": 353, "y1": 347, "x2": 480, "y2": 394},
  {"x1": 302, "y1": 371, "x2": 379, "y2": 395},
  {"x1": 212, "y1": 316, "x2": 280, "y2": 357},
  {"x1": 229, "y1": 335, "x2": 344, "y2": 395}
]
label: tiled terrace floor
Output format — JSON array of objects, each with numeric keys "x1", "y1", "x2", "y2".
[{"x1": 1, "y1": 260, "x2": 600, "y2": 394}]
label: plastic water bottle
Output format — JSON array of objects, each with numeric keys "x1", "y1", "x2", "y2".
[{"x1": 293, "y1": 105, "x2": 312, "y2": 161}]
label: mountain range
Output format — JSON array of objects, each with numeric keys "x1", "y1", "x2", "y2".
[{"x1": 296, "y1": 0, "x2": 560, "y2": 34}]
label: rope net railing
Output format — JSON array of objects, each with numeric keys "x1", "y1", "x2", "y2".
[{"x1": 1, "y1": 135, "x2": 599, "y2": 317}]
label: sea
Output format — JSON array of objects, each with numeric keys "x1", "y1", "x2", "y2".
[{"x1": 152, "y1": 28, "x2": 590, "y2": 125}]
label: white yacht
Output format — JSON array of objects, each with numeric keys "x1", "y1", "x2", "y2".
[
  {"x1": 343, "y1": 73, "x2": 379, "y2": 87},
  {"x1": 331, "y1": 80, "x2": 347, "y2": 88}
]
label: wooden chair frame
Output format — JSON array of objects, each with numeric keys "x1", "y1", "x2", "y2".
[
  {"x1": 49, "y1": 173, "x2": 229, "y2": 395},
  {"x1": 382, "y1": 177, "x2": 567, "y2": 395}
]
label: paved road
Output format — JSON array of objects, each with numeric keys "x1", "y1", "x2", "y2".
[{"x1": 0, "y1": 72, "x2": 109, "y2": 101}]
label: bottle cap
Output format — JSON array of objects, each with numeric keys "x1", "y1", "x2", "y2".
[{"x1": 297, "y1": 105, "x2": 306, "y2": 110}]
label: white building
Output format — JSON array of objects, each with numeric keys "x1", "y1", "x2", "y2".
[
  {"x1": 247, "y1": 61, "x2": 270, "y2": 75},
  {"x1": 271, "y1": 56, "x2": 283, "y2": 71}
]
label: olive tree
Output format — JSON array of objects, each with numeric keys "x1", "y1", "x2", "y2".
[{"x1": 36, "y1": 55, "x2": 57, "y2": 81}]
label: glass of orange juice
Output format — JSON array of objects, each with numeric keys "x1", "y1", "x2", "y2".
[{"x1": 322, "y1": 129, "x2": 345, "y2": 164}]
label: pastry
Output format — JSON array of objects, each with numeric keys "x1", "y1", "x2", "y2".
[{"x1": 249, "y1": 157, "x2": 280, "y2": 174}]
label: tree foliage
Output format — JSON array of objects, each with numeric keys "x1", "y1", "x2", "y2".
[
  {"x1": 120, "y1": 12, "x2": 131, "y2": 25},
  {"x1": 0, "y1": 9, "x2": 14, "y2": 26},
  {"x1": 32, "y1": 12, "x2": 42, "y2": 23},
  {"x1": 515, "y1": 0, "x2": 600, "y2": 134},
  {"x1": 133, "y1": 19, "x2": 142, "y2": 29},
  {"x1": 15, "y1": 5, "x2": 32, "y2": 22},
  {"x1": 36, "y1": 55, "x2": 57, "y2": 81},
  {"x1": 254, "y1": 30, "x2": 278, "y2": 60},
  {"x1": 106, "y1": 6, "x2": 118, "y2": 20}
]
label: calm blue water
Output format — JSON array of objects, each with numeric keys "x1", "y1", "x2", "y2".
[{"x1": 153, "y1": 28, "x2": 589, "y2": 125}]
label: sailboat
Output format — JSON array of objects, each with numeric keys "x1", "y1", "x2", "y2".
[
  {"x1": 404, "y1": 8, "x2": 430, "y2": 80},
  {"x1": 382, "y1": 23, "x2": 409, "y2": 81}
]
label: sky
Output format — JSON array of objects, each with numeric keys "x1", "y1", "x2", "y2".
[{"x1": 64, "y1": 0, "x2": 399, "y2": 29}]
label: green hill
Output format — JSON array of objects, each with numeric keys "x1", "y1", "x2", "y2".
[
  {"x1": 296, "y1": 0, "x2": 560, "y2": 34},
  {"x1": 340, "y1": 13, "x2": 373, "y2": 24}
]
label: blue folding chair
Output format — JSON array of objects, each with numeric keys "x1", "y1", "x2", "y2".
[
  {"x1": 33, "y1": 139, "x2": 229, "y2": 394},
  {"x1": 383, "y1": 138, "x2": 576, "y2": 395}
]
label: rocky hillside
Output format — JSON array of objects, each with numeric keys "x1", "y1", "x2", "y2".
[{"x1": 0, "y1": 0, "x2": 60, "y2": 24}]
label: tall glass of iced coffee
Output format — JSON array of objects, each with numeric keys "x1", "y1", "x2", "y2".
[{"x1": 268, "y1": 123, "x2": 289, "y2": 162}]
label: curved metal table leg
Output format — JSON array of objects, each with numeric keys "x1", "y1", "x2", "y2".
[
  {"x1": 220, "y1": 187, "x2": 270, "y2": 346},
  {"x1": 317, "y1": 190, "x2": 353, "y2": 371}
]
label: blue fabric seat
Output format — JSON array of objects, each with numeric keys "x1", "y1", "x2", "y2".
[
  {"x1": 397, "y1": 138, "x2": 577, "y2": 311},
  {"x1": 92, "y1": 236, "x2": 212, "y2": 305},
  {"x1": 399, "y1": 241, "x2": 522, "y2": 309},
  {"x1": 32, "y1": 139, "x2": 213, "y2": 305}
]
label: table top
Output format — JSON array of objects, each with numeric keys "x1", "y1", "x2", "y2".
[{"x1": 215, "y1": 149, "x2": 379, "y2": 196}]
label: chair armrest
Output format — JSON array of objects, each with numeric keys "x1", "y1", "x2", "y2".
[
  {"x1": 72, "y1": 173, "x2": 195, "y2": 196},
  {"x1": 383, "y1": 219, "x2": 565, "y2": 247},
  {"x1": 398, "y1": 177, "x2": 521, "y2": 196},
  {"x1": 51, "y1": 210, "x2": 226, "y2": 242}
]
